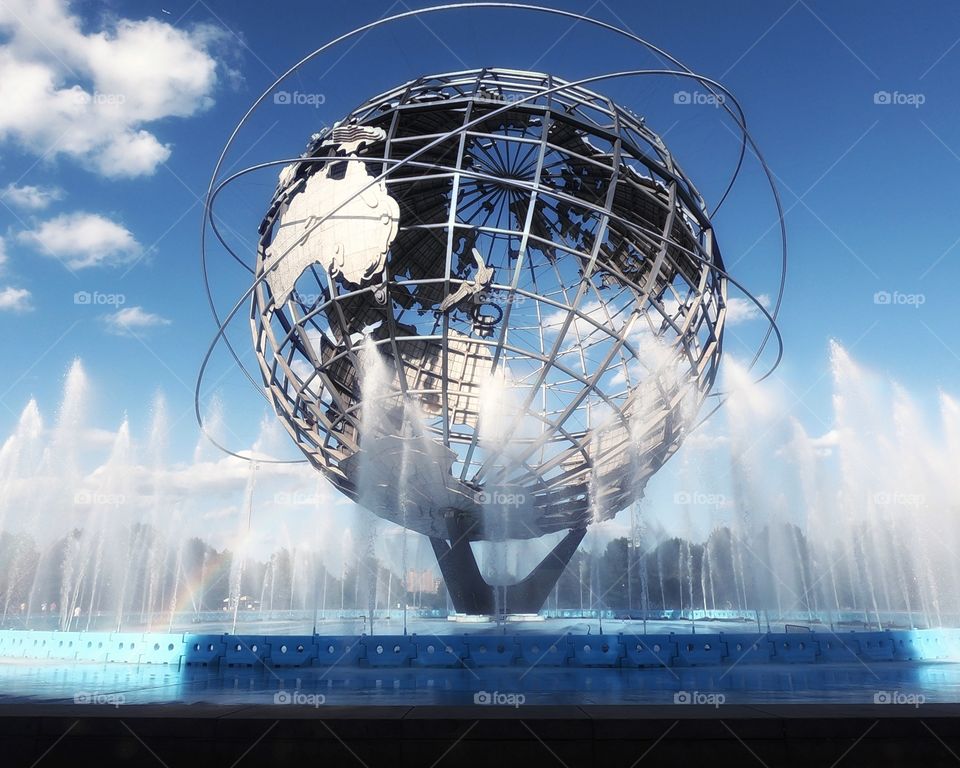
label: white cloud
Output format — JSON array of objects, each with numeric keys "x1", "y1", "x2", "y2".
[
  {"x1": 809, "y1": 429, "x2": 839, "y2": 448},
  {"x1": 19, "y1": 212, "x2": 140, "y2": 268},
  {"x1": 104, "y1": 305, "x2": 170, "y2": 335},
  {"x1": 808, "y1": 429, "x2": 840, "y2": 457},
  {"x1": 542, "y1": 300, "x2": 612, "y2": 349},
  {"x1": 0, "y1": 286, "x2": 32, "y2": 311},
  {"x1": 90, "y1": 129, "x2": 169, "y2": 177},
  {"x1": 682, "y1": 430, "x2": 729, "y2": 448},
  {"x1": 0, "y1": 0, "x2": 226, "y2": 177},
  {"x1": 0, "y1": 236, "x2": 6, "y2": 269},
  {"x1": 0, "y1": 182, "x2": 63, "y2": 210},
  {"x1": 725, "y1": 294, "x2": 770, "y2": 325}
]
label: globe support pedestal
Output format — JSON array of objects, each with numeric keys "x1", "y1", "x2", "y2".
[
  {"x1": 430, "y1": 520, "x2": 587, "y2": 616},
  {"x1": 240, "y1": 69, "x2": 744, "y2": 615}
]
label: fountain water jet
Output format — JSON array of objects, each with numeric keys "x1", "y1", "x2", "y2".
[{"x1": 1, "y1": 344, "x2": 959, "y2": 631}]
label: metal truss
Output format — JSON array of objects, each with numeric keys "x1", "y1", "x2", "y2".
[{"x1": 196, "y1": 5, "x2": 785, "y2": 614}]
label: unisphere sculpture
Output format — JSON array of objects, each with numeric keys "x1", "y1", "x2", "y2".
[
  {"x1": 250, "y1": 69, "x2": 729, "y2": 613},
  {"x1": 199, "y1": 3, "x2": 783, "y2": 619}
]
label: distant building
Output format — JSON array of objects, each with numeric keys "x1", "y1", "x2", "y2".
[{"x1": 405, "y1": 569, "x2": 440, "y2": 595}]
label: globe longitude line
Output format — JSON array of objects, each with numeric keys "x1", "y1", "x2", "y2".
[
  {"x1": 438, "y1": 80, "x2": 478, "y2": 450},
  {"x1": 202, "y1": 100, "x2": 764, "y2": 456},
  {"x1": 263, "y1": 281, "x2": 359, "y2": 442},
  {"x1": 468, "y1": 260, "x2": 708, "y2": 488},
  {"x1": 458, "y1": 85, "x2": 557, "y2": 483},
  {"x1": 374, "y1": 106, "x2": 422, "y2": 424},
  {"x1": 533, "y1": 172, "x2": 601, "y2": 451},
  {"x1": 471, "y1": 99, "x2": 632, "y2": 488},
  {"x1": 198, "y1": 4, "x2": 771, "y2": 452},
  {"x1": 288, "y1": 204, "x2": 672, "y2": 484},
  {"x1": 247, "y1": 151, "x2": 651, "y2": 473},
  {"x1": 220, "y1": 140, "x2": 727, "y2": 324},
  {"x1": 319, "y1": 332, "x2": 630, "y2": 445},
  {"x1": 201, "y1": 65, "x2": 782, "y2": 594}
]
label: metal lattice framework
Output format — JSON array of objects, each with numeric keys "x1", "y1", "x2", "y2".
[
  {"x1": 197, "y1": 3, "x2": 785, "y2": 615},
  {"x1": 251, "y1": 68, "x2": 725, "y2": 541}
]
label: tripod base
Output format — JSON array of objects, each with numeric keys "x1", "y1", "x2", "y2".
[{"x1": 430, "y1": 522, "x2": 587, "y2": 615}]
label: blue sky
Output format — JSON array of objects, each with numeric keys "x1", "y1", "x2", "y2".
[{"x1": 1, "y1": 0, "x2": 958, "y2": 505}]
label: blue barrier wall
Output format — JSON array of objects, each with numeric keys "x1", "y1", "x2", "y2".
[
  {"x1": 412, "y1": 636, "x2": 467, "y2": 667},
  {"x1": 621, "y1": 635, "x2": 678, "y2": 667},
  {"x1": 0, "y1": 627, "x2": 957, "y2": 669},
  {"x1": 721, "y1": 634, "x2": 774, "y2": 665},
  {"x1": 570, "y1": 636, "x2": 623, "y2": 667},
  {"x1": 517, "y1": 636, "x2": 570, "y2": 667},
  {"x1": 464, "y1": 636, "x2": 519, "y2": 666}
]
